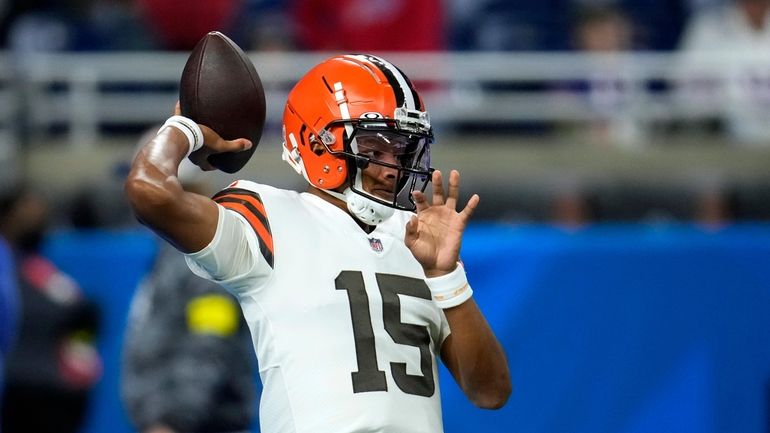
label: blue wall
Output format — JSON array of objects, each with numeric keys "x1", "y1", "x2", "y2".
[
  {"x1": 44, "y1": 230, "x2": 158, "y2": 433},
  {"x1": 44, "y1": 224, "x2": 770, "y2": 433}
]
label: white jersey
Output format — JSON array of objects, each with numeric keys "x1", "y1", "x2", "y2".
[{"x1": 185, "y1": 180, "x2": 451, "y2": 433}]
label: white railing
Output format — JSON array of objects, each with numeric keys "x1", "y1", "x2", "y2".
[{"x1": 3, "y1": 51, "x2": 770, "y2": 148}]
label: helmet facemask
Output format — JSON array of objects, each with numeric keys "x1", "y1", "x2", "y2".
[{"x1": 322, "y1": 117, "x2": 434, "y2": 213}]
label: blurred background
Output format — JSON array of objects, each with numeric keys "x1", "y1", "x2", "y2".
[{"x1": 0, "y1": 0, "x2": 769, "y2": 432}]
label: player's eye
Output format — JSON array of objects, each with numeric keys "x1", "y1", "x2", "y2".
[{"x1": 359, "y1": 150, "x2": 390, "y2": 162}]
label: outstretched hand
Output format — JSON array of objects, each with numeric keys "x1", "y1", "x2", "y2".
[
  {"x1": 170, "y1": 102, "x2": 252, "y2": 171},
  {"x1": 405, "y1": 170, "x2": 479, "y2": 278}
]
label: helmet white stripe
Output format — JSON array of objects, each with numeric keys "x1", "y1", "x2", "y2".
[{"x1": 333, "y1": 81, "x2": 356, "y2": 145}]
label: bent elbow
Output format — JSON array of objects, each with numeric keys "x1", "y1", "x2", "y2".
[
  {"x1": 471, "y1": 378, "x2": 512, "y2": 410},
  {"x1": 124, "y1": 176, "x2": 176, "y2": 221}
]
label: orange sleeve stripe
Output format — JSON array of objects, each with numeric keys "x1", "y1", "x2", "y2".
[
  {"x1": 214, "y1": 193, "x2": 268, "y2": 219},
  {"x1": 218, "y1": 201, "x2": 274, "y2": 254}
]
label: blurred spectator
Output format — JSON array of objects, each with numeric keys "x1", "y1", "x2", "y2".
[
  {"x1": 566, "y1": 5, "x2": 646, "y2": 147},
  {"x1": 87, "y1": 0, "x2": 157, "y2": 51},
  {"x1": 551, "y1": 186, "x2": 594, "y2": 227},
  {"x1": 68, "y1": 166, "x2": 136, "y2": 229},
  {"x1": 237, "y1": 1, "x2": 297, "y2": 51},
  {"x1": 450, "y1": 0, "x2": 571, "y2": 50},
  {"x1": 0, "y1": 233, "x2": 19, "y2": 418},
  {"x1": 573, "y1": 5, "x2": 634, "y2": 51},
  {"x1": 678, "y1": 0, "x2": 770, "y2": 145},
  {"x1": 137, "y1": 0, "x2": 245, "y2": 50},
  {"x1": 291, "y1": 0, "x2": 446, "y2": 51},
  {"x1": 0, "y1": 188, "x2": 102, "y2": 433},
  {"x1": 121, "y1": 130, "x2": 256, "y2": 433},
  {"x1": 121, "y1": 242, "x2": 257, "y2": 433},
  {"x1": 618, "y1": 0, "x2": 688, "y2": 50},
  {"x1": 1, "y1": 0, "x2": 154, "y2": 51},
  {"x1": 447, "y1": 0, "x2": 491, "y2": 50},
  {"x1": 1, "y1": 0, "x2": 95, "y2": 51},
  {"x1": 686, "y1": 0, "x2": 728, "y2": 11},
  {"x1": 448, "y1": 0, "x2": 684, "y2": 51},
  {"x1": 695, "y1": 188, "x2": 733, "y2": 225}
]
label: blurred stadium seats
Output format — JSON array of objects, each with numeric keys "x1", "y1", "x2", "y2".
[
  {"x1": 1, "y1": 51, "x2": 770, "y2": 223},
  {"x1": 1, "y1": 2, "x2": 769, "y2": 433}
]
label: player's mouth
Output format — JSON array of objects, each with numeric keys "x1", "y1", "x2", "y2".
[{"x1": 370, "y1": 187, "x2": 395, "y2": 201}]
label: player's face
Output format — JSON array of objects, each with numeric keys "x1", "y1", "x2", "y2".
[
  {"x1": 357, "y1": 136, "x2": 399, "y2": 201},
  {"x1": 343, "y1": 125, "x2": 433, "y2": 211}
]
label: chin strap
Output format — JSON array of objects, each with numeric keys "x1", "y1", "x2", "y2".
[{"x1": 322, "y1": 187, "x2": 395, "y2": 226}]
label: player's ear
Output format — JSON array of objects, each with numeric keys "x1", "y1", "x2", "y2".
[{"x1": 310, "y1": 139, "x2": 326, "y2": 156}]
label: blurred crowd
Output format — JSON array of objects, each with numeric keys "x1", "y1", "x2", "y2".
[
  {"x1": 0, "y1": 132, "x2": 259, "y2": 433},
  {"x1": 0, "y1": 189, "x2": 102, "y2": 433},
  {"x1": 1, "y1": 1, "x2": 770, "y2": 432},
  {"x1": 1, "y1": 0, "x2": 769, "y2": 225},
  {"x1": 0, "y1": 0, "x2": 764, "y2": 53}
]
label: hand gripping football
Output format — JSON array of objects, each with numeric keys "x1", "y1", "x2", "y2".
[{"x1": 180, "y1": 31, "x2": 266, "y2": 173}]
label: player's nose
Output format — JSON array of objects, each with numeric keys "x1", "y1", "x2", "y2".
[{"x1": 380, "y1": 162, "x2": 397, "y2": 180}]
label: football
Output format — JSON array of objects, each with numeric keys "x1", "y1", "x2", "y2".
[{"x1": 179, "y1": 31, "x2": 266, "y2": 173}]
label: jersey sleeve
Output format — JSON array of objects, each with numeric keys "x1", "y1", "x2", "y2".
[
  {"x1": 185, "y1": 203, "x2": 273, "y2": 296},
  {"x1": 438, "y1": 307, "x2": 451, "y2": 345}
]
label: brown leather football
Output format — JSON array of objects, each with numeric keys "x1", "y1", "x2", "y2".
[{"x1": 179, "y1": 31, "x2": 266, "y2": 173}]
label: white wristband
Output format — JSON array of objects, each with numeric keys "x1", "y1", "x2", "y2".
[
  {"x1": 159, "y1": 115, "x2": 204, "y2": 157},
  {"x1": 425, "y1": 262, "x2": 473, "y2": 309}
]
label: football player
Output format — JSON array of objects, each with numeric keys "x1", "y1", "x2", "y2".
[{"x1": 126, "y1": 54, "x2": 511, "y2": 433}]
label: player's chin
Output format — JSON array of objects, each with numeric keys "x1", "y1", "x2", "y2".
[{"x1": 371, "y1": 189, "x2": 395, "y2": 202}]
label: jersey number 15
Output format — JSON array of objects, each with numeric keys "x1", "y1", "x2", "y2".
[{"x1": 335, "y1": 271, "x2": 436, "y2": 397}]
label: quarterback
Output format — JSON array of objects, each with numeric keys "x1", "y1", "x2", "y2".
[{"x1": 126, "y1": 54, "x2": 511, "y2": 433}]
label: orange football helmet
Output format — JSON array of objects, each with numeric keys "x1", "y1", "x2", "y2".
[{"x1": 282, "y1": 54, "x2": 434, "y2": 213}]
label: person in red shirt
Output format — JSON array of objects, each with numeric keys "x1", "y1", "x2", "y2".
[
  {"x1": 291, "y1": 0, "x2": 446, "y2": 51},
  {"x1": 0, "y1": 189, "x2": 102, "y2": 433},
  {"x1": 137, "y1": 0, "x2": 243, "y2": 50}
]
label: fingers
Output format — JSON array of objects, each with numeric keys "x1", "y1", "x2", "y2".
[
  {"x1": 431, "y1": 170, "x2": 445, "y2": 206},
  {"x1": 431, "y1": 169, "x2": 460, "y2": 209},
  {"x1": 446, "y1": 170, "x2": 460, "y2": 210},
  {"x1": 412, "y1": 191, "x2": 430, "y2": 212},
  {"x1": 171, "y1": 103, "x2": 251, "y2": 153},
  {"x1": 221, "y1": 137, "x2": 253, "y2": 153},
  {"x1": 405, "y1": 215, "x2": 418, "y2": 237},
  {"x1": 199, "y1": 124, "x2": 219, "y2": 147},
  {"x1": 421, "y1": 169, "x2": 478, "y2": 219},
  {"x1": 199, "y1": 125, "x2": 252, "y2": 152},
  {"x1": 460, "y1": 193, "x2": 480, "y2": 220},
  {"x1": 404, "y1": 215, "x2": 419, "y2": 246}
]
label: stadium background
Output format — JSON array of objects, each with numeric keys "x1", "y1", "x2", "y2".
[{"x1": 1, "y1": 0, "x2": 770, "y2": 432}]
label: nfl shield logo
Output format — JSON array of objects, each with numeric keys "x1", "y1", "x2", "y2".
[{"x1": 368, "y1": 237, "x2": 383, "y2": 252}]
